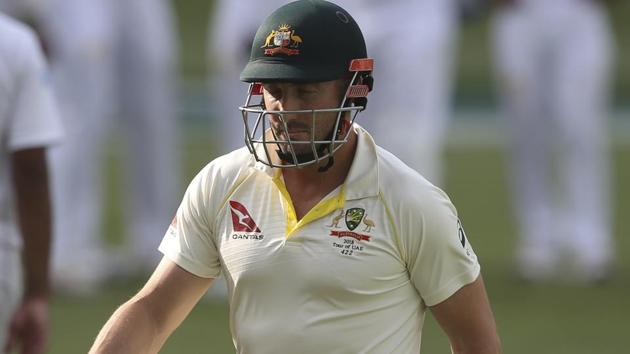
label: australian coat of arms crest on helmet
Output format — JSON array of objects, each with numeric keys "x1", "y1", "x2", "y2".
[{"x1": 261, "y1": 24, "x2": 302, "y2": 56}]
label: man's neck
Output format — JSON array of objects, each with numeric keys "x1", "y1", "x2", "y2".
[{"x1": 280, "y1": 130, "x2": 357, "y2": 218}]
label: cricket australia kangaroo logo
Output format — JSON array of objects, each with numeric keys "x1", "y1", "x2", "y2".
[
  {"x1": 328, "y1": 207, "x2": 373, "y2": 242},
  {"x1": 229, "y1": 201, "x2": 261, "y2": 233}
]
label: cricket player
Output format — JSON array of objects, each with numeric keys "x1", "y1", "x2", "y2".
[
  {"x1": 14, "y1": 0, "x2": 179, "y2": 292},
  {"x1": 0, "y1": 13, "x2": 63, "y2": 353},
  {"x1": 492, "y1": 0, "x2": 614, "y2": 282},
  {"x1": 90, "y1": 1, "x2": 501, "y2": 353},
  {"x1": 0, "y1": 0, "x2": 179, "y2": 292}
]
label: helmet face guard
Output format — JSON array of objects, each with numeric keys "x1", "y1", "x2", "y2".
[{"x1": 239, "y1": 59, "x2": 373, "y2": 169}]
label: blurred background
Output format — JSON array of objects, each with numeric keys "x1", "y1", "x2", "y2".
[{"x1": 3, "y1": 0, "x2": 629, "y2": 353}]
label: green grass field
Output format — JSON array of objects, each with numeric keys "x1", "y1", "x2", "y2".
[
  {"x1": 43, "y1": 1, "x2": 630, "y2": 353},
  {"x1": 47, "y1": 135, "x2": 630, "y2": 354}
]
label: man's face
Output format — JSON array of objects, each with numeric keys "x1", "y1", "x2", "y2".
[{"x1": 261, "y1": 80, "x2": 347, "y2": 162}]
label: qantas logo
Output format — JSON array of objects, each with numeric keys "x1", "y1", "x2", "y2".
[{"x1": 229, "y1": 201, "x2": 261, "y2": 233}]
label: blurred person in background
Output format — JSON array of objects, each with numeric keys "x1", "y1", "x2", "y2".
[
  {"x1": 344, "y1": 0, "x2": 464, "y2": 186},
  {"x1": 492, "y1": 0, "x2": 615, "y2": 283},
  {"x1": 49, "y1": 0, "x2": 179, "y2": 293},
  {"x1": 0, "y1": 0, "x2": 180, "y2": 294},
  {"x1": 0, "y1": 13, "x2": 63, "y2": 353}
]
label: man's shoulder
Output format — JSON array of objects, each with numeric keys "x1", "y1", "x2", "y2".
[
  {"x1": 198, "y1": 147, "x2": 255, "y2": 180},
  {"x1": 0, "y1": 14, "x2": 38, "y2": 56},
  {"x1": 0, "y1": 13, "x2": 44, "y2": 88},
  {"x1": 374, "y1": 145, "x2": 436, "y2": 195},
  {"x1": 189, "y1": 147, "x2": 258, "y2": 196},
  {"x1": 374, "y1": 145, "x2": 454, "y2": 213}
]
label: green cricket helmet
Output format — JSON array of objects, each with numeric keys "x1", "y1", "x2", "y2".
[{"x1": 239, "y1": 0, "x2": 374, "y2": 170}]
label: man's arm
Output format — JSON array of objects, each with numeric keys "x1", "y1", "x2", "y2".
[
  {"x1": 11, "y1": 147, "x2": 51, "y2": 299},
  {"x1": 89, "y1": 258, "x2": 214, "y2": 354},
  {"x1": 5, "y1": 147, "x2": 51, "y2": 354},
  {"x1": 430, "y1": 275, "x2": 501, "y2": 354}
]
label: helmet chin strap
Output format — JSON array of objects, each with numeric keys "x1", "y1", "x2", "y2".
[
  {"x1": 317, "y1": 123, "x2": 342, "y2": 173},
  {"x1": 317, "y1": 154, "x2": 335, "y2": 173},
  {"x1": 317, "y1": 118, "x2": 351, "y2": 172}
]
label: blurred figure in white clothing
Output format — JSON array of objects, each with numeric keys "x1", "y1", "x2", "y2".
[
  {"x1": 1, "y1": 0, "x2": 180, "y2": 293},
  {"x1": 347, "y1": 0, "x2": 462, "y2": 186},
  {"x1": 0, "y1": 13, "x2": 63, "y2": 352},
  {"x1": 492, "y1": 0, "x2": 615, "y2": 282}
]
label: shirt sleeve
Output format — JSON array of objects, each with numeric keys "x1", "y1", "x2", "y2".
[
  {"x1": 402, "y1": 187, "x2": 480, "y2": 307},
  {"x1": 7, "y1": 28, "x2": 63, "y2": 151},
  {"x1": 158, "y1": 166, "x2": 222, "y2": 278}
]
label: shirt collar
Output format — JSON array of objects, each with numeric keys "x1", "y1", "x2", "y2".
[{"x1": 343, "y1": 124, "x2": 379, "y2": 200}]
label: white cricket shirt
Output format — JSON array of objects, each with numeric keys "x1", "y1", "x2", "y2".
[
  {"x1": 0, "y1": 13, "x2": 63, "y2": 249},
  {"x1": 160, "y1": 124, "x2": 480, "y2": 353}
]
